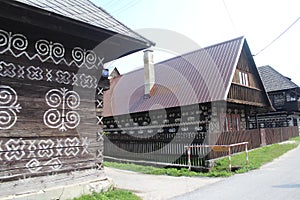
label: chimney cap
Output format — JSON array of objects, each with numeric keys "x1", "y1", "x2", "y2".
[
  {"x1": 144, "y1": 94, "x2": 151, "y2": 99},
  {"x1": 143, "y1": 49, "x2": 153, "y2": 53}
]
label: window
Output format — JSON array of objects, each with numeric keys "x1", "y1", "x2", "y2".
[
  {"x1": 286, "y1": 93, "x2": 297, "y2": 102},
  {"x1": 220, "y1": 113, "x2": 241, "y2": 131},
  {"x1": 239, "y1": 71, "x2": 249, "y2": 86},
  {"x1": 220, "y1": 114, "x2": 230, "y2": 132},
  {"x1": 232, "y1": 114, "x2": 240, "y2": 131}
]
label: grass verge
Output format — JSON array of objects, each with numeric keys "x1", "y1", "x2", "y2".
[
  {"x1": 105, "y1": 136, "x2": 300, "y2": 177},
  {"x1": 73, "y1": 189, "x2": 141, "y2": 200}
]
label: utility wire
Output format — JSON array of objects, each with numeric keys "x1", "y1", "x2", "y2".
[
  {"x1": 103, "y1": 0, "x2": 121, "y2": 9},
  {"x1": 111, "y1": 0, "x2": 140, "y2": 15},
  {"x1": 222, "y1": 0, "x2": 237, "y2": 34},
  {"x1": 254, "y1": 16, "x2": 300, "y2": 56}
]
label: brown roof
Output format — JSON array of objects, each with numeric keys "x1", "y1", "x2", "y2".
[{"x1": 104, "y1": 37, "x2": 246, "y2": 116}]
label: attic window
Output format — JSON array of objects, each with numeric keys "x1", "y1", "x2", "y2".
[{"x1": 239, "y1": 71, "x2": 249, "y2": 86}]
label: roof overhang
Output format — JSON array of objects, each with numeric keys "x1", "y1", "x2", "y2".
[{"x1": 0, "y1": 0, "x2": 154, "y2": 62}]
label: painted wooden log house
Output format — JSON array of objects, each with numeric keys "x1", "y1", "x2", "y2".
[
  {"x1": 0, "y1": 0, "x2": 153, "y2": 198},
  {"x1": 256, "y1": 65, "x2": 300, "y2": 128},
  {"x1": 103, "y1": 37, "x2": 273, "y2": 164}
]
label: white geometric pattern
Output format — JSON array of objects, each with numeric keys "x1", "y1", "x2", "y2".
[
  {"x1": 0, "y1": 61, "x2": 16, "y2": 78},
  {"x1": 0, "y1": 28, "x2": 104, "y2": 69},
  {"x1": 56, "y1": 70, "x2": 71, "y2": 85},
  {"x1": 0, "y1": 137, "x2": 89, "y2": 172},
  {"x1": 4, "y1": 139, "x2": 26, "y2": 161},
  {"x1": 97, "y1": 116, "x2": 103, "y2": 125},
  {"x1": 0, "y1": 60, "x2": 99, "y2": 88},
  {"x1": 64, "y1": 137, "x2": 80, "y2": 156},
  {"x1": 97, "y1": 87, "x2": 103, "y2": 95},
  {"x1": 45, "y1": 69, "x2": 53, "y2": 82},
  {"x1": 26, "y1": 158, "x2": 42, "y2": 173},
  {"x1": 37, "y1": 139, "x2": 55, "y2": 158},
  {"x1": 27, "y1": 66, "x2": 43, "y2": 80},
  {"x1": 96, "y1": 99, "x2": 103, "y2": 108},
  {"x1": 0, "y1": 85, "x2": 22, "y2": 130},
  {"x1": 43, "y1": 88, "x2": 80, "y2": 131}
]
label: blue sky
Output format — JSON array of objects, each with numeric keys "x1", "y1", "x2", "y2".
[{"x1": 91, "y1": 0, "x2": 300, "y2": 85}]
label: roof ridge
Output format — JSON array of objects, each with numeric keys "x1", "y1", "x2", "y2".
[
  {"x1": 258, "y1": 65, "x2": 299, "y2": 92},
  {"x1": 259, "y1": 65, "x2": 293, "y2": 81},
  {"x1": 119, "y1": 36, "x2": 245, "y2": 76},
  {"x1": 154, "y1": 36, "x2": 245, "y2": 65}
]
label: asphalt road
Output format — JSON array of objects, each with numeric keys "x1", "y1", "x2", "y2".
[
  {"x1": 172, "y1": 142, "x2": 300, "y2": 200},
  {"x1": 105, "y1": 167, "x2": 222, "y2": 200}
]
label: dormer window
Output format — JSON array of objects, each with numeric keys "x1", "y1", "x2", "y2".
[{"x1": 239, "y1": 71, "x2": 249, "y2": 86}]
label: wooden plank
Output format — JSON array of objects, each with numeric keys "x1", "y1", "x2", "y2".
[
  {"x1": 0, "y1": 169, "x2": 105, "y2": 197},
  {"x1": 0, "y1": 157, "x2": 98, "y2": 182}
]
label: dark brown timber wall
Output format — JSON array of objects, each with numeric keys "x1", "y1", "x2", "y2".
[{"x1": 0, "y1": 23, "x2": 104, "y2": 182}]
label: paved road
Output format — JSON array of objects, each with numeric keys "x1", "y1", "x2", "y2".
[
  {"x1": 172, "y1": 143, "x2": 300, "y2": 200},
  {"x1": 104, "y1": 167, "x2": 222, "y2": 200}
]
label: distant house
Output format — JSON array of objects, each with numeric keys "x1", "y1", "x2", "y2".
[
  {"x1": 257, "y1": 65, "x2": 300, "y2": 128},
  {"x1": 0, "y1": 0, "x2": 153, "y2": 199},
  {"x1": 103, "y1": 37, "x2": 272, "y2": 151},
  {"x1": 258, "y1": 65, "x2": 300, "y2": 112}
]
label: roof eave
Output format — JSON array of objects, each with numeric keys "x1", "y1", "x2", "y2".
[
  {"x1": 223, "y1": 36, "x2": 245, "y2": 99},
  {"x1": 3, "y1": 0, "x2": 154, "y2": 48}
]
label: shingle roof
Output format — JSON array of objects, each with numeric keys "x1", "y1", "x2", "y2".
[
  {"x1": 258, "y1": 65, "x2": 298, "y2": 92},
  {"x1": 104, "y1": 37, "x2": 246, "y2": 116},
  {"x1": 14, "y1": 0, "x2": 153, "y2": 45}
]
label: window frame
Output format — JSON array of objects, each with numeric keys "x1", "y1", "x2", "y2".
[{"x1": 238, "y1": 71, "x2": 249, "y2": 86}]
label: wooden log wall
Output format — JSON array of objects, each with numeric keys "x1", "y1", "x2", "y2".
[
  {"x1": 103, "y1": 102, "x2": 252, "y2": 166},
  {"x1": 103, "y1": 103, "x2": 211, "y2": 166},
  {"x1": 0, "y1": 25, "x2": 105, "y2": 182}
]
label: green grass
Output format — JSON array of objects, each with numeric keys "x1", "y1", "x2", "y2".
[
  {"x1": 105, "y1": 161, "x2": 203, "y2": 177},
  {"x1": 73, "y1": 189, "x2": 141, "y2": 200},
  {"x1": 212, "y1": 142, "x2": 297, "y2": 175},
  {"x1": 290, "y1": 135, "x2": 300, "y2": 142},
  {"x1": 105, "y1": 136, "x2": 300, "y2": 177}
]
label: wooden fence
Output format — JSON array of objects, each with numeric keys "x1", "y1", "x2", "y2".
[{"x1": 103, "y1": 126, "x2": 299, "y2": 168}]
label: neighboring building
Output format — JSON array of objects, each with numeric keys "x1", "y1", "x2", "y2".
[
  {"x1": 257, "y1": 65, "x2": 300, "y2": 128},
  {"x1": 109, "y1": 67, "x2": 121, "y2": 79},
  {"x1": 0, "y1": 0, "x2": 153, "y2": 199},
  {"x1": 258, "y1": 65, "x2": 300, "y2": 112},
  {"x1": 103, "y1": 37, "x2": 272, "y2": 162}
]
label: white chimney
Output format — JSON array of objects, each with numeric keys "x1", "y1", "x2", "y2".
[{"x1": 143, "y1": 49, "x2": 155, "y2": 98}]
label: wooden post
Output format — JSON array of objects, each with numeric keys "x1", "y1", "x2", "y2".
[
  {"x1": 228, "y1": 147, "x2": 232, "y2": 172},
  {"x1": 246, "y1": 143, "x2": 249, "y2": 166},
  {"x1": 187, "y1": 146, "x2": 191, "y2": 171},
  {"x1": 260, "y1": 128, "x2": 267, "y2": 146}
]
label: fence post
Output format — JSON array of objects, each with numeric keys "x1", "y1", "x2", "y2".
[
  {"x1": 260, "y1": 128, "x2": 266, "y2": 146},
  {"x1": 245, "y1": 143, "x2": 249, "y2": 166},
  {"x1": 187, "y1": 146, "x2": 191, "y2": 171},
  {"x1": 280, "y1": 127, "x2": 283, "y2": 142},
  {"x1": 228, "y1": 147, "x2": 232, "y2": 172}
]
